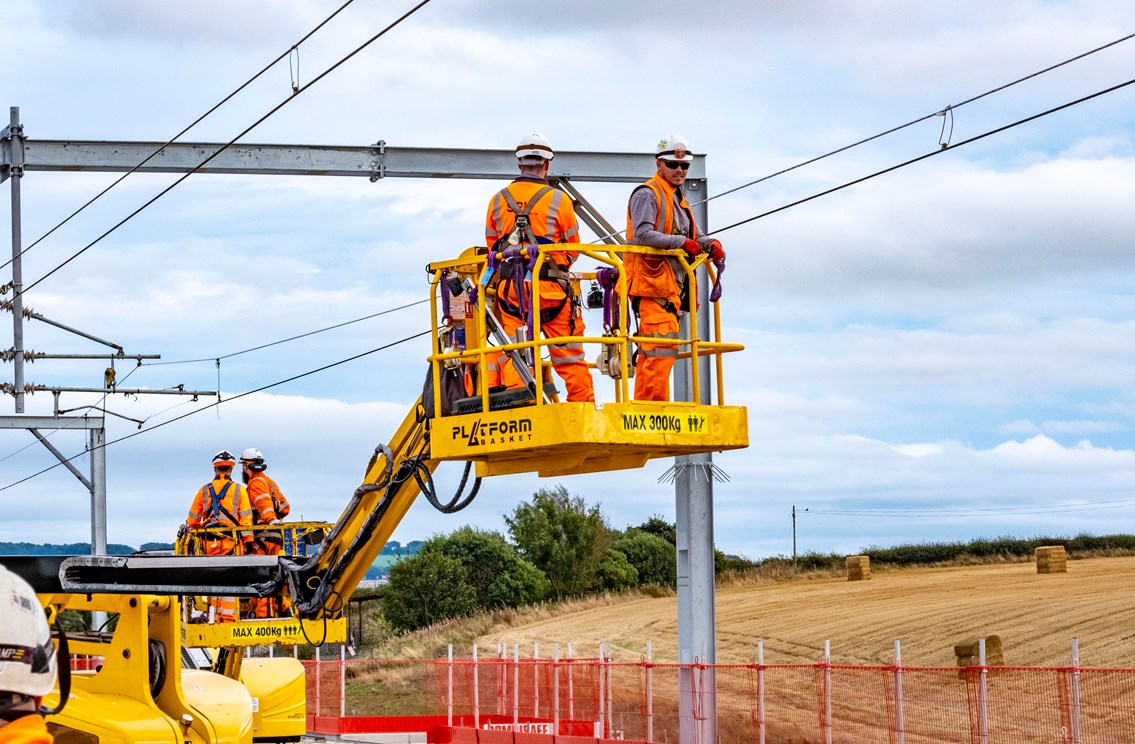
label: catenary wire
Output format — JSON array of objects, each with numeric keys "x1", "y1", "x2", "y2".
[
  {"x1": 0, "y1": 329, "x2": 431, "y2": 492},
  {"x1": 143, "y1": 298, "x2": 428, "y2": 366},
  {"x1": 585, "y1": 31, "x2": 1135, "y2": 244},
  {"x1": 708, "y1": 75, "x2": 1135, "y2": 236},
  {"x1": 699, "y1": 31, "x2": 1135, "y2": 208},
  {"x1": 0, "y1": 0, "x2": 357, "y2": 275},
  {"x1": 14, "y1": 0, "x2": 435, "y2": 300}
]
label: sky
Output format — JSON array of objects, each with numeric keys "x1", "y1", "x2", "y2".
[{"x1": 3, "y1": 0, "x2": 1135, "y2": 561}]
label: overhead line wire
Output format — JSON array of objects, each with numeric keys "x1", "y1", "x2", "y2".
[
  {"x1": 144, "y1": 297, "x2": 428, "y2": 366},
  {"x1": 700, "y1": 31, "x2": 1135, "y2": 207},
  {"x1": 584, "y1": 31, "x2": 1135, "y2": 245},
  {"x1": 15, "y1": 0, "x2": 435, "y2": 299},
  {"x1": 708, "y1": 75, "x2": 1135, "y2": 236},
  {"x1": 0, "y1": 329, "x2": 431, "y2": 492},
  {"x1": 0, "y1": 0, "x2": 357, "y2": 274}
]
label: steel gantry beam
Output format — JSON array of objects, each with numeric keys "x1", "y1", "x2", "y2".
[{"x1": 18, "y1": 139, "x2": 706, "y2": 183}]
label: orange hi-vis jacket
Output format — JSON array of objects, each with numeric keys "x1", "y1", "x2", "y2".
[
  {"x1": 0, "y1": 715, "x2": 52, "y2": 744},
  {"x1": 485, "y1": 177, "x2": 581, "y2": 279},
  {"x1": 624, "y1": 173, "x2": 697, "y2": 307},
  {"x1": 247, "y1": 471, "x2": 290, "y2": 524},
  {"x1": 187, "y1": 477, "x2": 254, "y2": 541}
]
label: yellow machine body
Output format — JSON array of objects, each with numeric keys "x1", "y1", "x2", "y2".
[
  {"x1": 39, "y1": 592, "x2": 255, "y2": 744},
  {"x1": 240, "y1": 658, "x2": 308, "y2": 742}
]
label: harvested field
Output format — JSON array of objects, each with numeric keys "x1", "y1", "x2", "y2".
[{"x1": 476, "y1": 555, "x2": 1135, "y2": 667}]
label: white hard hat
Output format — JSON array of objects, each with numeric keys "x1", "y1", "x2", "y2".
[
  {"x1": 656, "y1": 133, "x2": 693, "y2": 162},
  {"x1": 212, "y1": 450, "x2": 236, "y2": 468},
  {"x1": 516, "y1": 133, "x2": 554, "y2": 163},
  {"x1": 239, "y1": 447, "x2": 264, "y2": 462},
  {"x1": 0, "y1": 565, "x2": 56, "y2": 699}
]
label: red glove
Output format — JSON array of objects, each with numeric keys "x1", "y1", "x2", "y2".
[
  {"x1": 707, "y1": 239, "x2": 725, "y2": 261},
  {"x1": 681, "y1": 238, "x2": 701, "y2": 255}
]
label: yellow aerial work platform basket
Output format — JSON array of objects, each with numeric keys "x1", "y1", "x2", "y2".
[
  {"x1": 425, "y1": 244, "x2": 748, "y2": 478},
  {"x1": 175, "y1": 522, "x2": 347, "y2": 647}
]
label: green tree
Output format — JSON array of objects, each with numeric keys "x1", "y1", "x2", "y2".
[
  {"x1": 614, "y1": 530, "x2": 676, "y2": 586},
  {"x1": 635, "y1": 516, "x2": 676, "y2": 546},
  {"x1": 422, "y1": 527, "x2": 548, "y2": 609},
  {"x1": 382, "y1": 551, "x2": 476, "y2": 632},
  {"x1": 598, "y1": 549, "x2": 638, "y2": 591},
  {"x1": 505, "y1": 485, "x2": 613, "y2": 598}
]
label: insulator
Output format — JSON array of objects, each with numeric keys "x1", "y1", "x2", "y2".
[
  {"x1": 0, "y1": 383, "x2": 34, "y2": 396},
  {"x1": 0, "y1": 350, "x2": 38, "y2": 362}
]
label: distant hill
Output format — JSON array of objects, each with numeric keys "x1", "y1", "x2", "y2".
[
  {"x1": 366, "y1": 540, "x2": 423, "y2": 580},
  {"x1": 1, "y1": 539, "x2": 410, "y2": 574},
  {"x1": 0, "y1": 542, "x2": 138, "y2": 555}
]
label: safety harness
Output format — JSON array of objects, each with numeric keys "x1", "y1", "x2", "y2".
[
  {"x1": 491, "y1": 186, "x2": 577, "y2": 332},
  {"x1": 203, "y1": 481, "x2": 239, "y2": 528}
]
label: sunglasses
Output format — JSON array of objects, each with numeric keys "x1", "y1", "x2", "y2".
[{"x1": 662, "y1": 160, "x2": 691, "y2": 171}]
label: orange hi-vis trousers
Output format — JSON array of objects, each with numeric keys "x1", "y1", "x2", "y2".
[
  {"x1": 489, "y1": 287, "x2": 594, "y2": 403},
  {"x1": 634, "y1": 299, "x2": 680, "y2": 402}
]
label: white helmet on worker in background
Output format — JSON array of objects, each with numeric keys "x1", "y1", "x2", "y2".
[
  {"x1": 240, "y1": 447, "x2": 267, "y2": 473},
  {"x1": 0, "y1": 565, "x2": 56, "y2": 703},
  {"x1": 515, "y1": 133, "x2": 555, "y2": 164},
  {"x1": 655, "y1": 133, "x2": 694, "y2": 162}
]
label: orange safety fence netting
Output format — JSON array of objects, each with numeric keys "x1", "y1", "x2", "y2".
[{"x1": 302, "y1": 657, "x2": 1135, "y2": 743}]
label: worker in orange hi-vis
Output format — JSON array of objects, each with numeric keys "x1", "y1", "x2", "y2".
[
  {"x1": 182, "y1": 450, "x2": 254, "y2": 623},
  {"x1": 0, "y1": 565, "x2": 58, "y2": 744},
  {"x1": 239, "y1": 447, "x2": 292, "y2": 618},
  {"x1": 484, "y1": 133, "x2": 594, "y2": 403},
  {"x1": 624, "y1": 133, "x2": 725, "y2": 401}
]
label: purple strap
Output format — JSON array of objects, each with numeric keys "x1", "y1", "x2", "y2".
[
  {"x1": 596, "y1": 267, "x2": 620, "y2": 330},
  {"x1": 709, "y1": 259, "x2": 726, "y2": 303},
  {"x1": 440, "y1": 271, "x2": 452, "y2": 323}
]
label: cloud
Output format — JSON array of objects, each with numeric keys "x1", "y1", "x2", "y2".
[{"x1": 6, "y1": 0, "x2": 1135, "y2": 568}]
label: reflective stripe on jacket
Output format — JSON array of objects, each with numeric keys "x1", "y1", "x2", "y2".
[
  {"x1": 247, "y1": 472, "x2": 290, "y2": 524},
  {"x1": 485, "y1": 177, "x2": 581, "y2": 270},
  {"x1": 187, "y1": 477, "x2": 254, "y2": 537}
]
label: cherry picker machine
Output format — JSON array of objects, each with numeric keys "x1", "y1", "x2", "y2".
[{"x1": 3, "y1": 242, "x2": 747, "y2": 744}]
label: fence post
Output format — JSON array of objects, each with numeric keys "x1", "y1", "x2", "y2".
[
  {"x1": 606, "y1": 641, "x2": 614, "y2": 737},
  {"x1": 1071, "y1": 637, "x2": 1082, "y2": 744},
  {"x1": 894, "y1": 640, "x2": 905, "y2": 744},
  {"x1": 513, "y1": 643, "x2": 520, "y2": 731},
  {"x1": 568, "y1": 642, "x2": 575, "y2": 722},
  {"x1": 340, "y1": 644, "x2": 346, "y2": 719},
  {"x1": 497, "y1": 643, "x2": 505, "y2": 714},
  {"x1": 757, "y1": 641, "x2": 766, "y2": 744},
  {"x1": 448, "y1": 644, "x2": 454, "y2": 728},
  {"x1": 646, "y1": 640, "x2": 654, "y2": 743},
  {"x1": 554, "y1": 643, "x2": 561, "y2": 735},
  {"x1": 473, "y1": 643, "x2": 480, "y2": 730},
  {"x1": 534, "y1": 641, "x2": 540, "y2": 719},
  {"x1": 315, "y1": 646, "x2": 322, "y2": 718},
  {"x1": 598, "y1": 643, "x2": 606, "y2": 737},
  {"x1": 823, "y1": 640, "x2": 832, "y2": 744},
  {"x1": 979, "y1": 638, "x2": 989, "y2": 744}
]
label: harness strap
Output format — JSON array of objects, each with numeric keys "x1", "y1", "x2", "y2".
[
  {"x1": 206, "y1": 481, "x2": 239, "y2": 526},
  {"x1": 500, "y1": 186, "x2": 554, "y2": 247}
]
